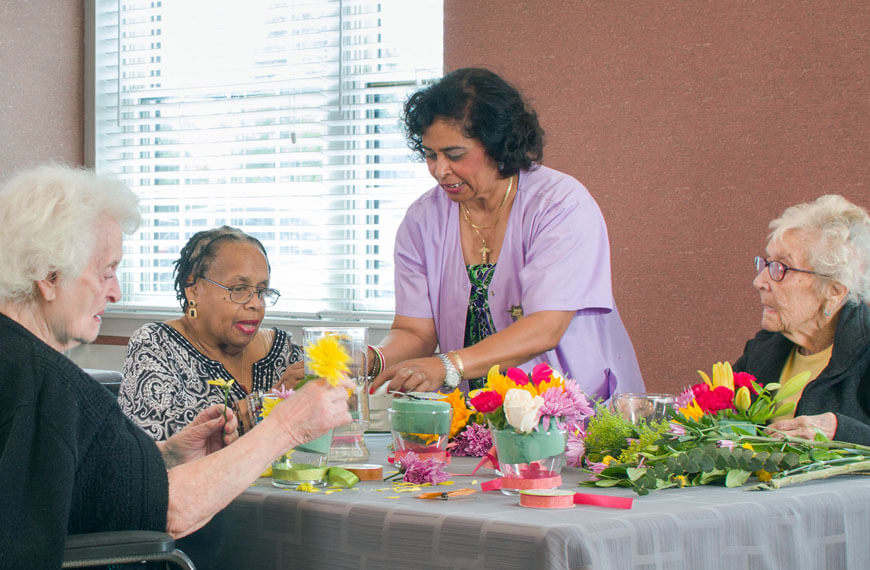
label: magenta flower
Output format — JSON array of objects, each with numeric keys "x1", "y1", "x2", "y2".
[
  {"x1": 448, "y1": 423, "x2": 493, "y2": 457},
  {"x1": 506, "y1": 367, "x2": 530, "y2": 386},
  {"x1": 564, "y1": 424, "x2": 586, "y2": 467},
  {"x1": 398, "y1": 452, "x2": 450, "y2": 485},
  {"x1": 675, "y1": 388, "x2": 694, "y2": 409},
  {"x1": 531, "y1": 363, "x2": 554, "y2": 386}
]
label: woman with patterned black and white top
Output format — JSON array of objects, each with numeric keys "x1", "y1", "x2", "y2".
[{"x1": 119, "y1": 226, "x2": 303, "y2": 439}]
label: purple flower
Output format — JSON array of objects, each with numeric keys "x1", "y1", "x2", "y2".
[
  {"x1": 562, "y1": 379, "x2": 594, "y2": 420},
  {"x1": 398, "y1": 452, "x2": 450, "y2": 485},
  {"x1": 537, "y1": 380, "x2": 593, "y2": 429},
  {"x1": 675, "y1": 388, "x2": 694, "y2": 409},
  {"x1": 717, "y1": 439, "x2": 735, "y2": 450},
  {"x1": 668, "y1": 422, "x2": 686, "y2": 436},
  {"x1": 587, "y1": 461, "x2": 608, "y2": 474},
  {"x1": 269, "y1": 385, "x2": 295, "y2": 399},
  {"x1": 449, "y1": 423, "x2": 493, "y2": 457},
  {"x1": 564, "y1": 424, "x2": 586, "y2": 467}
]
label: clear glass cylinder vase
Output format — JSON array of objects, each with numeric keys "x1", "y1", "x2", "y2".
[
  {"x1": 271, "y1": 430, "x2": 334, "y2": 488},
  {"x1": 490, "y1": 424, "x2": 566, "y2": 496}
]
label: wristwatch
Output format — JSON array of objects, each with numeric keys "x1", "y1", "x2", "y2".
[{"x1": 436, "y1": 353, "x2": 461, "y2": 389}]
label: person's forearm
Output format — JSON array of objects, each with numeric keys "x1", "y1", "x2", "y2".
[
  {"x1": 452, "y1": 311, "x2": 573, "y2": 379},
  {"x1": 378, "y1": 325, "x2": 437, "y2": 368},
  {"x1": 164, "y1": 415, "x2": 302, "y2": 538}
]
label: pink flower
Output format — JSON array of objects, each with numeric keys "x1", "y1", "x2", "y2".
[
  {"x1": 470, "y1": 390, "x2": 503, "y2": 414},
  {"x1": 531, "y1": 363, "x2": 554, "y2": 386},
  {"x1": 506, "y1": 368, "x2": 530, "y2": 386},
  {"x1": 587, "y1": 461, "x2": 608, "y2": 474},
  {"x1": 538, "y1": 387, "x2": 575, "y2": 424},
  {"x1": 717, "y1": 439, "x2": 735, "y2": 450},
  {"x1": 668, "y1": 422, "x2": 687, "y2": 436},
  {"x1": 562, "y1": 379, "x2": 594, "y2": 420},
  {"x1": 398, "y1": 452, "x2": 450, "y2": 484},
  {"x1": 269, "y1": 386, "x2": 295, "y2": 399},
  {"x1": 693, "y1": 385, "x2": 735, "y2": 414},
  {"x1": 448, "y1": 423, "x2": 493, "y2": 457},
  {"x1": 564, "y1": 424, "x2": 586, "y2": 467},
  {"x1": 675, "y1": 388, "x2": 695, "y2": 409}
]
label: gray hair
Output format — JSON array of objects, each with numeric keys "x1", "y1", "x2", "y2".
[
  {"x1": 769, "y1": 194, "x2": 870, "y2": 304},
  {"x1": 0, "y1": 165, "x2": 141, "y2": 303}
]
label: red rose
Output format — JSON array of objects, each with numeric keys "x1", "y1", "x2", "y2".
[
  {"x1": 531, "y1": 363, "x2": 553, "y2": 386},
  {"x1": 470, "y1": 390, "x2": 503, "y2": 414},
  {"x1": 733, "y1": 372, "x2": 759, "y2": 394},
  {"x1": 506, "y1": 367, "x2": 530, "y2": 386}
]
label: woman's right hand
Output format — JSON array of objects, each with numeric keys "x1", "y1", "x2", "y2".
[
  {"x1": 276, "y1": 360, "x2": 305, "y2": 390},
  {"x1": 271, "y1": 378, "x2": 352, "y2": 447}
]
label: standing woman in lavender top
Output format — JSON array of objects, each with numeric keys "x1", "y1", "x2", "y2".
[{"x1": 369, "y1": 67, "x2": 644, "y2": 400}]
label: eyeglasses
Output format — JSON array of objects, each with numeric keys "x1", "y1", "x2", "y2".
[
  {"x1": 754, "y1": 256, "x2": 828, "y2": 282},
  {"x1": 199, "y1": 277, "x2": 281, "y2": 307}
]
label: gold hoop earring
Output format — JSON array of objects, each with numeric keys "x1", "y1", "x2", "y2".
[{"x1": 187, "y1": 299, "x2": 198, "y2": 319}]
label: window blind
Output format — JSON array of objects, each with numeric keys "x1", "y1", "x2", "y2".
[{"x1": 90, "y1": 0, "x2": 442, "y2": 318}]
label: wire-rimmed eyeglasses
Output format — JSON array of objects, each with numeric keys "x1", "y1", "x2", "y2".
[
  {"x1": 200, "y1": 276, "x2": 281, "y2": 306},
  {"x1": 754, "y1": 256, "x2": 829, "y2": 282}
]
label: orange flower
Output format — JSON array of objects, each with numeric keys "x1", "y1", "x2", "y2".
[{"x1": 439, "y1": 388, "x2": 473, "y2": 439}]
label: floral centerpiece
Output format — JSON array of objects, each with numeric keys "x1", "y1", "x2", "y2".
[
  {"x1": 469, "y1": 363, "x2": 593, "y2": 494},
  {"x1": 576, "y1": 362, "x2": 870, "y2": 495}
]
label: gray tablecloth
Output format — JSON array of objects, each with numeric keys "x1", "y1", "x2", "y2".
[{"x1": 182, "y1": 433, "x2": 870, "y2": 569}]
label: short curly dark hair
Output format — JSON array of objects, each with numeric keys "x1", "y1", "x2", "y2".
[
  {"x1": 173, "y1": 226, "x2": 270, "y2": 310},
  {"x1": 402, "y1": 67, "x2": 544, "y2": 176}
]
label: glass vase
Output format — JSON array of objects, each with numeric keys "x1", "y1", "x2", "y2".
[
  {"x1": 388, "y1": 398, "x2": 452, "y2": 462},
  {"x1": 490, "y1": 424, "x2": 566, "y2": 496},
  {"x1": 271, "y1": 430, "x2": 334, "y2": 488},
  {"x1": 301, "y1": 326, "x2": 371, "y2": 463}
]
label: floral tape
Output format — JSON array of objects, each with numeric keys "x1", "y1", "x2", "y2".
[
  {"x1": 327, "y1": 467, "x2": 361, "y2": 488},
  {"x1": 334, "y1": 464, "x2": 383, "y2": 481},
  {"x1": 519, "y1": 489, "x2": 575, "y2": 509}
]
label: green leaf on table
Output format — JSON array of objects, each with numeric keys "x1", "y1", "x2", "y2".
[
  {"x1": 725, "y1": 469, "x2": 752, "y2": 487},
  {"x1": 593, "y1": 479, "x2": 622, "y2": 488},
  {"x1": 626, "y1": 467, "x2": 648, "y2": 482},
  {"x1": 699, "y1": 469, "x2": 726, "y2": 484}
]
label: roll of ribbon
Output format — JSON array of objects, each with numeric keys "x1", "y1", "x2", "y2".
[
  {"x1": 271, "y1": 465, "x2": 328, "y2": 482},
  {"x1": 391, "y1": 449, "x2": 450, "y2": 463},
  {"x1": 519, "y1": 489, "x2": 575, "y2": 509},
  {"x1": 327, "y1": 466, "x2": 361, "y2": 488},
  {"x1": 333, "y1": 464, "x2": 383, "y2": 481}
]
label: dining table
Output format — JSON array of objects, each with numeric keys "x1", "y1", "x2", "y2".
[{"x1": 179, "y1": 433, "x2": 870, "y2": 569}]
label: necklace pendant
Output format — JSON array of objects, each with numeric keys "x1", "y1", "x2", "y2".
[{"x1": 480, "y1": 243, "x2": 491, "y2": 264}]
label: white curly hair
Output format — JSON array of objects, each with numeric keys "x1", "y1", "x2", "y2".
[
  {"x1": 0, "y1": 165, "x2": 140, "y2": 303},
  {"x1": 769, "y1": 194, "x2": 870, "y2": 304}
]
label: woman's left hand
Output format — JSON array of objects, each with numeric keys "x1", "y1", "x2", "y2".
[
  {"x1": 161, "y1": 405, "x2": 240, "y2": 468},
  {"x1": 767, "y1": 412, "x2": 838, "y2": 440},
  {"x1": 376, "y1": 356, "x2": 448, "y2": 394}
]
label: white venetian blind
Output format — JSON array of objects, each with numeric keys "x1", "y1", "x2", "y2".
[{"x1": 90, "y1": 0, "x2": 442, "y2": 317}]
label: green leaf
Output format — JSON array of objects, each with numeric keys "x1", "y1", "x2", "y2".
[
  {"x1": 699, "y1": 469, "x2": 726, "y2": 484},
  {"x1": 725, "y1": 469, "x2": 752, "y2": 487},
  {"x1": 772, "y1": 371, "x2": 811, "y2": 403},
  {"x1": 593, "y1": 479, "x2": 622, "y2": 488},
  {"x1": 626, "y1": 467, "x2": 648, "y2": 482},
  {"x1": 770, "y1": 402, "x2": 795, "y2": 419}
]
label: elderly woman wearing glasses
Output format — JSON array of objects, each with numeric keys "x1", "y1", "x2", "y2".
[
  {"x1": 119, "y1": 226, "x2": 304, "y2": 439},
  {"x1": 733, "y1": 194, "x2": 870, "y2": 445}
]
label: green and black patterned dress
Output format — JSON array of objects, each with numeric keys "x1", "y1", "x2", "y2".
[{"x1": 464, "y1": 263, "x2": 498, "y2": 390}]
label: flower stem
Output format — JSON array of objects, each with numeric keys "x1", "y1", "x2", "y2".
[{"x1": 751, "y1": 459, "x2": 870, "y2": 490}]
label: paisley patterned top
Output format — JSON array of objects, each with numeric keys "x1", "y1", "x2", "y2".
[
  {"x1": 118, "y1": 322, "x2": 302, "y2": 440},
  {"x1": 464, "y1": 263, "x2": 497, "y2": 391}
]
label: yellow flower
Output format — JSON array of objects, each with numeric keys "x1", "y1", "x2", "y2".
[
  {"x1": 534, "y1": 373, "x2": 564, "y2": 396},
  {"x1": 304, "y1": 334, "x2": 351, "y2": 386},
  {"x1": 755, "y1": 470, "x2": 773, "y2": 482},
  {"x1": 438, "y1": 388, "x2": 473, "y2": 439},
  {"x1": 741, "y1": 443, "x2": 754, "y2": 451},
  {"x1": 675, "y1": 475, "x2": 688, "y2": 487},
  {"x1": 207, "y1": 378, "x2": 234, "y2": 389},
  {"x1": 734, "y1": 386, "x2": 751, "y2": 412},
  {"x1": 602, "y1": 455, "x2": 616, "y2": 466},
  {"x1": 261, "y1": 395, "x2": 281, "y2": 419},
  {"x1": 679, "y1": 400, "x2": 704, "y2": 422},
  {"x1": 484, "y1": 365, "x2": 513, "y2": 398}
]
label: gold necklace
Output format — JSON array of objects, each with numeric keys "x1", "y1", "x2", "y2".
[{"x1": 461, "y1": 176, "x2": 514, "y2": 263}]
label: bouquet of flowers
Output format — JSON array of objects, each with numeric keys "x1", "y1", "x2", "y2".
[
  {"x1": 469, "y1": 363, "x2": 593, "y2": 433},
  {"x1": 578, "y1": 362, "x2": 870, "y2": 495}
]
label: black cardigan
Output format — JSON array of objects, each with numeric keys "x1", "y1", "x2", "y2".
[
  {"x1": 0, "y1": 313, "x2": 168, "y2": 568},
  {"x1": 733, "y1": 301, "x2": 870, "y2": 445}
]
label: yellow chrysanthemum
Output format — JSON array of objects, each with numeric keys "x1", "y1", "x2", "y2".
[
  {"x1": 755, "y1": 470, "x2": 773, "y2": 482},
  {"x1": 484, "y1": 365, "x2": 513, "y2": 398},
  {"x1": 742, "y1": 443, "x2": 755, "y2": 451},
  {"x1": 438, "y1": 388, "x2": 473, "y2": 439},
  {"x1": 304, "y1": 334, "x2": 351, "y2": 386},
  {"x1": 679, "y1": 400, "x2": 704, "y2": 422},
  {"x1": 534, "y1": 373, "x2": 564, "y2": 396},
  {"x1": 207, "y1": 378, "x2": 234, "y2": 389},
  {"x1": 261, "y1": 396, "x2": 281, "y2": 419},
  {"x1": 602, "y1": 455, "x2": 616, "y2": 466},
  {"x1": 675, "y1": 475, "x2": 688, "y2": 487}
]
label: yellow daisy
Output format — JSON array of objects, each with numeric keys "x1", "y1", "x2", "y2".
[
  {"x1": 678, "y1": 400, "x2": 704, "y2": 422},
  {"x1": 305, "y1": 334, "x2": 351, "y2": 386},
  {"x1": 438, "y1": 388, "x2": 473, "y2": 439}
]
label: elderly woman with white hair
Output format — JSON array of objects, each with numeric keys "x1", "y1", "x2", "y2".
[
  {"x1": 734, "y1": 194, "x2": 870, "y2": 445},
  {"x1": 0, "y1": 165, "x2": 351, "y2": 566}
]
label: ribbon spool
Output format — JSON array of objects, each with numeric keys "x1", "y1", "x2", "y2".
[
  {"x1": 334, "y1": 464, "x2": 383, "y2": 481},
  {"x1": 391, "y1": 449, "x2": 451, "y2": 463},
  {"x1": 519, "y1": 489, "x2": 575, "y2": 509}
]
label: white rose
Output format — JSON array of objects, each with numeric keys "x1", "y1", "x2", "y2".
[{"x1": 503, "y1": 389, "x2": 544, "y2": 433}]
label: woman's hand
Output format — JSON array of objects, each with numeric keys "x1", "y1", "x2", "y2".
[
  {"x1": 270, "y1": 378, "x2": 353, "y2": 447},
  {"x1": 276, "y1": 360, "x2": 305, "y2": 390},
  {"x1": 767, "y1": 412, "x2": 838, "y2": 440},
  {"x1": 372, "y1": 356, "x2": 447, "y2": 394},
  {"x1": 160, "y1": 404, "x2": 239, "y2": 468}
]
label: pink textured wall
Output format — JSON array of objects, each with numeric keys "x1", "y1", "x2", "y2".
[
  {"x1": 445, "y1": 1, "x2": 869, "y2": 394},
  {"x1": 0, "y1": 1, "x2": 84, "y2": 177}
]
